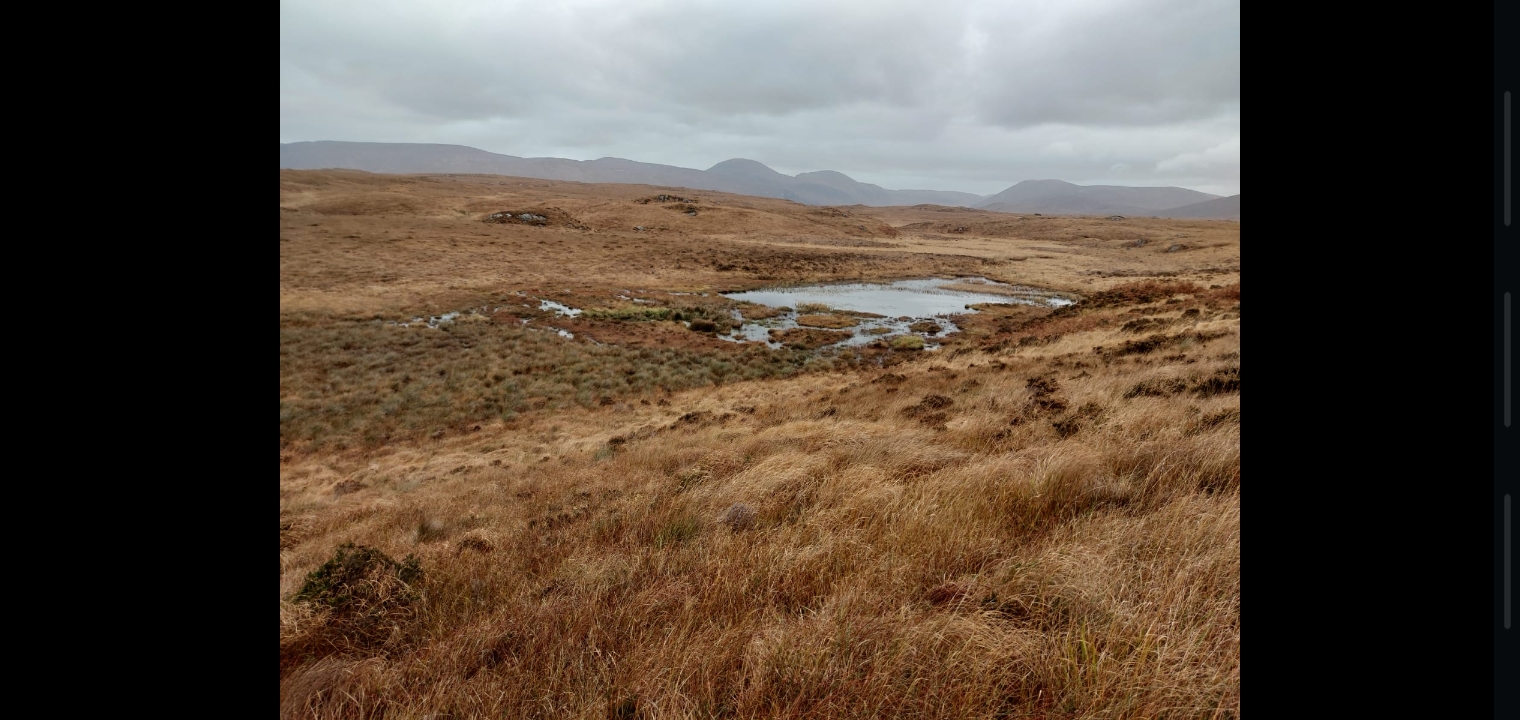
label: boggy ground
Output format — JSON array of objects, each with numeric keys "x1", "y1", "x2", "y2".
[{"x1": 280, "y1": 170, "x2": 1240, "y2": 719}]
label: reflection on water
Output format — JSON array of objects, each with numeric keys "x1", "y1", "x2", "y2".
[
  {"x1": 384, "y1": 279, "x2": 1071, "y2": 352},
  {"x1": 720, "y1": 277, "x2": 1071, "y2": 350}
]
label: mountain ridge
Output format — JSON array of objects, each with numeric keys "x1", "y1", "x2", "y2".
[
  {"x1": 279, "y1": 141, "x2": 1236, "y2": 218},
  {"x1": 1153, "y1": 194, "x2": 1240, "y2": 220}
]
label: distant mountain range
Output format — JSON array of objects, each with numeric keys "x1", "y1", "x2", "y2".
[
  {"x1": 1150, "y1": 194, "x2": 1240, "y2": 219},
  {"x1": 977, "y1": 179, "x2": 1222, "y2": 217},
  {"x1": 280, "y1": 141, "x2": 1238, "y2": 219}
]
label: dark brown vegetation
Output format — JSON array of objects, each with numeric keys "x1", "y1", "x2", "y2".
[{"x1": 766, "y1": 327, "x2": 856, "y2": 350}]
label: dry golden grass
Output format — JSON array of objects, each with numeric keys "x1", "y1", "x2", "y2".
[
  {"x1": 795, "y1": 314, "x2": 860, "y2": 329},
  {"x1": 280, "y1": 170, "x2": 1240, "y2": 719},
  {"x1": 767, "y1": 327, "x2": 857, "y2": 350}
]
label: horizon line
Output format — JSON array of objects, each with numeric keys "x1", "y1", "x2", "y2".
[{"x1": 279, "y1": 139, "x2": 1238, "y2": 198}]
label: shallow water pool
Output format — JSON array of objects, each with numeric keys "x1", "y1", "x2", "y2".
[{"x1": 719, "y1": 277, "x2": 1071, "y2": 350}]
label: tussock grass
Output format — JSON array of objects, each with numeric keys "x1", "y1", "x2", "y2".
[
  {"x1": 891, "y1": 335, "x2": 927, "y2": 350},
  {"x1": 583, "y1": 306, "x2": 675, "y2": 322},
  {"x1": 281, "y1": 324, "x2": 1240, "y2": 718},
  {"x1": 280, "y1": 315, "x2": 815, "y2": 451},
  {"x1": 795, "y1": 313, "x2": 859, "y2": 329},
  {"x1": 737, "y1": 303, "x2": 790, "y2": 321},
  {"x1": 766, "y1": 327, "x2": 855, "y2": 350},
  {"x1": 280, "y1": 172, "x2": 1241, "y2": 718}
]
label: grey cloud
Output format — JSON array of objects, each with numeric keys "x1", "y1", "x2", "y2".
[
  {"x1": 280, "y1": 0, "x2": 1239, "y2": 196},
  {"x1": 967, "y1": 0, "x2": 1239, "y2": 128},
  {"x1": 589, "y1": 1, "x2": 974, "y2": 116}
]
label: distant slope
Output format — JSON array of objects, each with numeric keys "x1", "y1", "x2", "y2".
[
  {"x1": 280, "y1": 141, "x2": 986, "y2": 208},
  {"x1": 1154, "y1": 194, "x2": 1239, "y2": 220},
  {"x1": 976, "y1": 179, "x2": 1221, "y2": 216},
  {"x1": 279, "y1": 141, "x2": 1220, "y2": 212},
  {"x1": 982, "y1": 198, "x2": 1152, "y2": 217},
  {"x1": 976, "y1": 179, "x2": 1084, "y2": 206},
  {"x1": 790, "y1": 170, "x2": 984, "y2": 208},
  {"x1": 279, "y1": 141, "x2": 517, "y2": 175},
  {"x1": 279, "y1": 141, "x2": 737, "y2": 193},
  {"x1": 704, "y1": 158, "x2": 800, "y2": 200},
  {"x1": 887, "y1": 188, "x2": 989, "y2": 206}
]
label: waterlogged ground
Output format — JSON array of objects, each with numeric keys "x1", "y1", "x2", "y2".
[
  {"x1": 721, "y1": 277, "x2": 1074, "y2": 350},
  {"x1": 724, "y1": 277, "x2": 1071, "y2": 317},
  {"x1": 385, "y1": 277, "x2": 1074, "y2": 352},
  {"x1": 391, "y1": 297, "x2": 586, "y2": 339},
  {"x1": 538, "y1": 299, "x2": 582, "y2": 317}
]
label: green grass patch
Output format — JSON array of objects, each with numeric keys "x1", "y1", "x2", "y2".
[
  {"x1": 891, "y1": 335, "x2": 926, "y2": 350},
  {"x1": 583, "y1": 307, "x2": 674, "y2": 322},
  {"x1": 280, "y1": 312, "x2": 815, "y2": 450}
]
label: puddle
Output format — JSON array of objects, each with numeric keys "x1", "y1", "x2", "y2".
[
  {"x1": 416, "y1": 312, "x2": 460, "y2": 328},
  {"x1": 720, "y1": 277, "x2": 1071, "y2": 350},
  {"x1": 394, "y1": 310, "x2": 470, "y2": 328},
  {"x1": 390, "y1": 298, "x2": 585, "y2": 343},
  {"x1": 540, "y1": 300, "x2": 582, "y2": 317},
  {"x1": 388, "y1": 279, "x2": 1067, "y2": 352}
]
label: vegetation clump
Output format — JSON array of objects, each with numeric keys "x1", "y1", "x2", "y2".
[
  {"x1": 285, "y1": 543, "x2": 424, "y2": 666},
  {"x1": 584, "y1": 307, "x2": 673, "y2": 322},
  {"x1": 295, "y1": 543, "x2": 423, "y2": 610},
  {"x1": 890, "y1": 335, "x2": 926, "y2": 350},
  {"x1": 769, "y1": 327, "x2": 852, "y2": 349},
  {"x1": 795, "y1": 313, "x2": 858, "y2": 329}
]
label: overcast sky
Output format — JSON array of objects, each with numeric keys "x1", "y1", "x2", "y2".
[{"x1": 280, "y1": 0, "x2": 1239, "y2": 197}]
